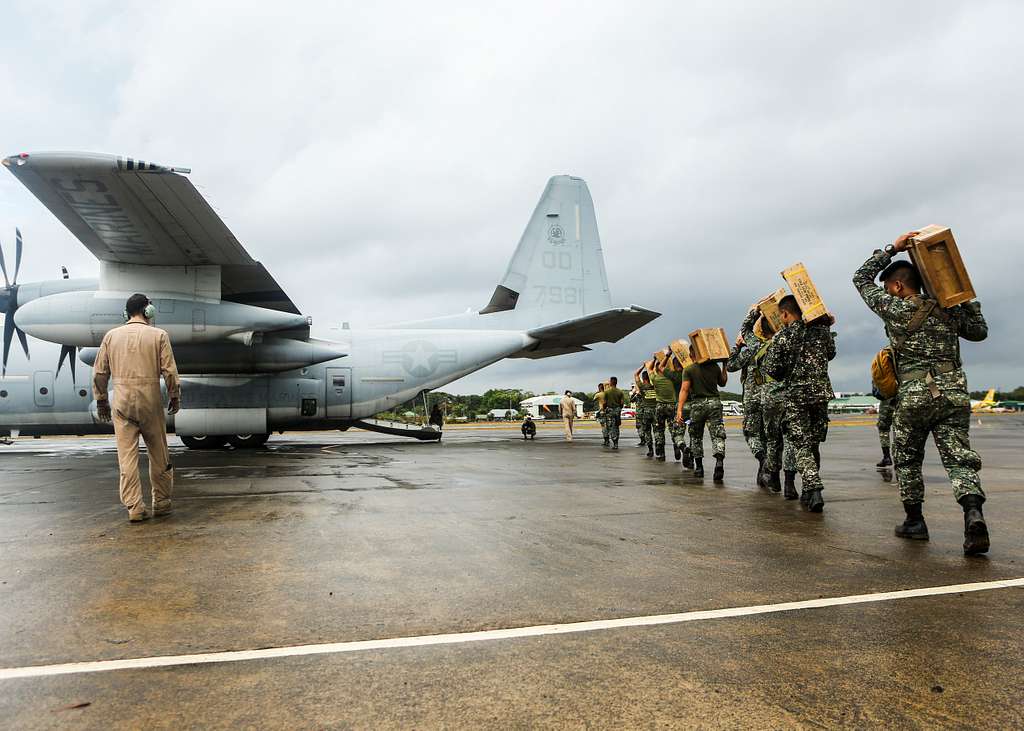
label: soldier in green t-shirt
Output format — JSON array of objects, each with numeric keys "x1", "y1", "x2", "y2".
[
  {"x1": 602, "y1": 377, "x2": 627, "y2": 449},
  {"x1": 675, "y1": 346, "x2": 728, "y2": 481},
  {"x1": 663, "y1": 354, "x2": 692, "y2": 465},
  {"x1": 650, "y1": 361, "x2": 678, "y2": 461}
]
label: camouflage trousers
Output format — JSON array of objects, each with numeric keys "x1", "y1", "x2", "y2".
[
  {"x1": 603, "y1": 407, "x2": 622, "y2": 443},
  {"x1": 637, "y1": 404, "x2": 656, "y2": 446},
  {"x1": 651, "y1": 404, "x2": 668, "y2": 450},
  {"x1": 742, "y1": 388, "x2": 765, "y2": 458},
  {"x1": 688, "y1": 397, "x2": 725, "y2": 459},
  {"x1": 877, "y1": 397, "x2": 897, "y2": 451},
  {"x1": 893, "y1": 391, "x2": 983, "y2": 505},
  {"x1": 676, "y1": 405, "x2": 690, "y2": 451},
  {"x1": 782, "y1": 400, "x2": 829, "y2": 492},
  {"x1": 763, "y1": 390, "x2": 796, "y2": 472}
]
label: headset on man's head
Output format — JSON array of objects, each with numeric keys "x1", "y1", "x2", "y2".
[{"x1": 122, "y1": 297, "x2": 157, "y2": 322}]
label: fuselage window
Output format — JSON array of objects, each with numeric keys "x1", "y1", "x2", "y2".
[
  {"x1": 39, "y1": 387, "x2": 49, "y2": 396},
  {"x1": 333, "y1": 376, "x2": 346, "y2": 387},
  {"x1": 79, "y1": 389, "x2": 88, "y2": 397},
  {"x1": 0, "y1": 390, "x2": 7, "y2": 398}
]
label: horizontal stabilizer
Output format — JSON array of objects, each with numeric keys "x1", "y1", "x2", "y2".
[{"x1": 512, "y1": 306, "x2": 660, "y2": 359}]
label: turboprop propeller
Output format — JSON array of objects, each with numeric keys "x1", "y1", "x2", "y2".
[{"x1": 0, "y1": 227, "x2": 30, "y2": 376}]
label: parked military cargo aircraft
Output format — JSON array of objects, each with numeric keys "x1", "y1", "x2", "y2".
[{"x1": 0, "y1": 152, "x2": 657, "y2": 447}]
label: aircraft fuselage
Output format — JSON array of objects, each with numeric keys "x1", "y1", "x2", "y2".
[{"x1": 0, "y1": 327, "x2": 530, "y2": 438}]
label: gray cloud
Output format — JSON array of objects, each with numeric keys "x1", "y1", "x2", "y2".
[{"x1": 2, "y1": 1, "x2": 1021, "y2": 395}]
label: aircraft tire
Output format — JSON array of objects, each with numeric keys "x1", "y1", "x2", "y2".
[
  {"x1": 228, "y1": 433, "x2": 271, "y2": 449},
  {"x1": 180, "y1": 435, "x2": 230, "y2": 450}
]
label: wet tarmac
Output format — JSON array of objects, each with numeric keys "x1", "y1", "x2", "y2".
[{"x1": 1, "y1": 416, "x2": 1022, "y2": 729}]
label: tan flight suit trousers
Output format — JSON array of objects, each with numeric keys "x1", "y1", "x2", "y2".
[
  {"x1": 113, "y1": 408, "x2": 173, "y2": 513},
  {"x1": 563, "y1": 416, "x2": 575, "y2": 441},
  {"x1": 93, "y1": 322, "x2": 181, "y2": 516}
]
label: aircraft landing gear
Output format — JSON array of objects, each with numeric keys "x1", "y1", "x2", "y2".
[
  {"x1": 179, "y1": 435, "x2": 229, "y2": 450},
  {"x1": 180, "y1": 434, "x2": 271, "y2": 450},
  {"x1": 228, "y1": 433, "x2": 271, "y2": 449}
]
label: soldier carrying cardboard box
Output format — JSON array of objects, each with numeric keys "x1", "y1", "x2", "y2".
[
  {"x1": 853, "y1": 230, "x2": 989, "y2": 555},
  {"x1": 674, "y1": 343, "x2": 729, "y2": 481},
  {"x1": 727, "y1": 306, "x2": 773, "y2": 491},
  {"x1": 761, "y1": 295, "x2": 836, "y2": 513}
]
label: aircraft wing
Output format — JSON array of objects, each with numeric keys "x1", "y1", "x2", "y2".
[
  {"x1": 3, "y1": 151, "x2": 300, "y2": 314},
  {"x1": 512, "y1": 305, "x2": 660, "y2": 359}
]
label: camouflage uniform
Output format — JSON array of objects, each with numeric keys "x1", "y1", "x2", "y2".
[
  {"x1": 603, "y1": 387, "x2": 626, "y2": 444},
  {"x1": 664, "y1": 368, "x2": 689, "y2": 453},
  {"x1": 727, "y1": 309, "x2": 766, "y2": 459},
  {"x1": 637, "y1": 384, "x2": 657, "y2": 447},
  {"x1": 761, "y1": 379, "x2": 797, "y2": 472},
  {"x1": 854, "y1": 250, "x2": 988, "y2": 504},
  {"x1": 688, "y1": 396, "x2": 726, "y2": 458},
  {"x1": 650, "y1": 372, "x2": 677, "y2": 454},
  {"x1": 762, "y1": 319, "x2": 836, "y2": 492},
  {"x1": 877, "y1": 396, "x2": 897, "y2": 452}
]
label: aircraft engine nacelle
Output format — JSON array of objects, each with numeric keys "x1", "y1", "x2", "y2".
[
  {"x1": 78, "y1": 338, "x2": 348, "y2": 374},
  {"x1": 13, "y1": 291, "x2": 309, "y2": 347}
]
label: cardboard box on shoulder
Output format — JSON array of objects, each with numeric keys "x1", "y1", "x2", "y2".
[
  {"x1": 688, "y1": 328, "x2": 730, "y2": 363},
  {"x1": 668, "y1": 339, "x2": 694, "y2": 369},
  {"x1": 756, "y1": 288, "x2": 788, "y2": 334},
  {"x1": 909, "y1": 225, "x2": 975, "y2": 308},
  {"x1": 644, "y1": 359, "x2": 656, "y2": 377},
  {"x1": 653, "y1": 348, "x2": 670, "y2": 369},
  {"x1": 781, "y1": 262, "x2": 831, "y2": 324}
]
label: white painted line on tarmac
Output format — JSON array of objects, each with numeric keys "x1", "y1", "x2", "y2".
[{"x1": 2, "y1": 577, "x2": 1022, "y2": 681}]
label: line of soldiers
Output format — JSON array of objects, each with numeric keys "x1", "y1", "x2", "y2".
[
  {"x1": 630, "y1": 295, "x2": 834, "y2": 510},
  {"x1": 619, "y1": 234, "x2": 991, "y2": 555},
  {"x1": 631, "y1": 343, "x2": 730, "y2": 481}
]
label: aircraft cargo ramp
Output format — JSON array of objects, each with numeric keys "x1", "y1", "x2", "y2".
[{"x1": 352, "y1": 418, "x2": 443, "y2": 441}]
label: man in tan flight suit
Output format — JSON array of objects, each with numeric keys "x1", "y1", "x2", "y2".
[{"x1": 93, "y1": 293, "x2": 181, "y2": 522}]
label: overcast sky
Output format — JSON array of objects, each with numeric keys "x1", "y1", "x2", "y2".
[{"x1": 1, "y1": 1, "x2": 1021, "y2": 395}]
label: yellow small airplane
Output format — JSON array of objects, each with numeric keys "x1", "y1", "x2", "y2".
[{"x1": 971, "y1": 389, "x2": 1007, "y2": 413}]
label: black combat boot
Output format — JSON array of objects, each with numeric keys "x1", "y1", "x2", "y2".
[
  {"x1": 673, "y1": 444, "x2": 681, "y2": 461},
  {"x1": 612, "y1": 439, "x2": 619, "y2": 450},
  {"x1": 603, "y1": 438, "x2": 610, "y2": 447},
  {"x1": 646, "y1": 443, "x2": 654, "y2": 458},
  {"x1": 959, "y1": 495, "x2": 990, "y2": 555},
  {"x1": 682, "y1": 447, "x2": 694, "y2": 469},
  {"x1": 895, "y1": 501, "x2": 929, "y2": 540},
  {"x1": 806, "y1": 488, "x2": 824, "y2": 513},
  {"x1": 876, "y1": 447, "x2": 892, "y2": 467},
  {"x1": 755, "y1": 452, "x2": 767, "y2": 488},
  {"x1": 712, "y1": 455, "x2": 724, "y2": 483},
  {"x1": 766, "y1": 470, "x2": 781, "y2": 493},
  {"x1": 799, "y1": 489, "x2": 809, "y2": 508},
  {"x1": 693, "y1": 458, "x2": 704, "y2": 478},
  {"x1": 783, "y1": 470, "x2": 797, "y2": 499}
]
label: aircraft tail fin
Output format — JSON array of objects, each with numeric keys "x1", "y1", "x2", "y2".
[
  {"x1": 983, "y1": 388, "x2": 996, "y2": 404},
  {"x1": 480, "y1": 176, "x2": 611, "y2": 321}
]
